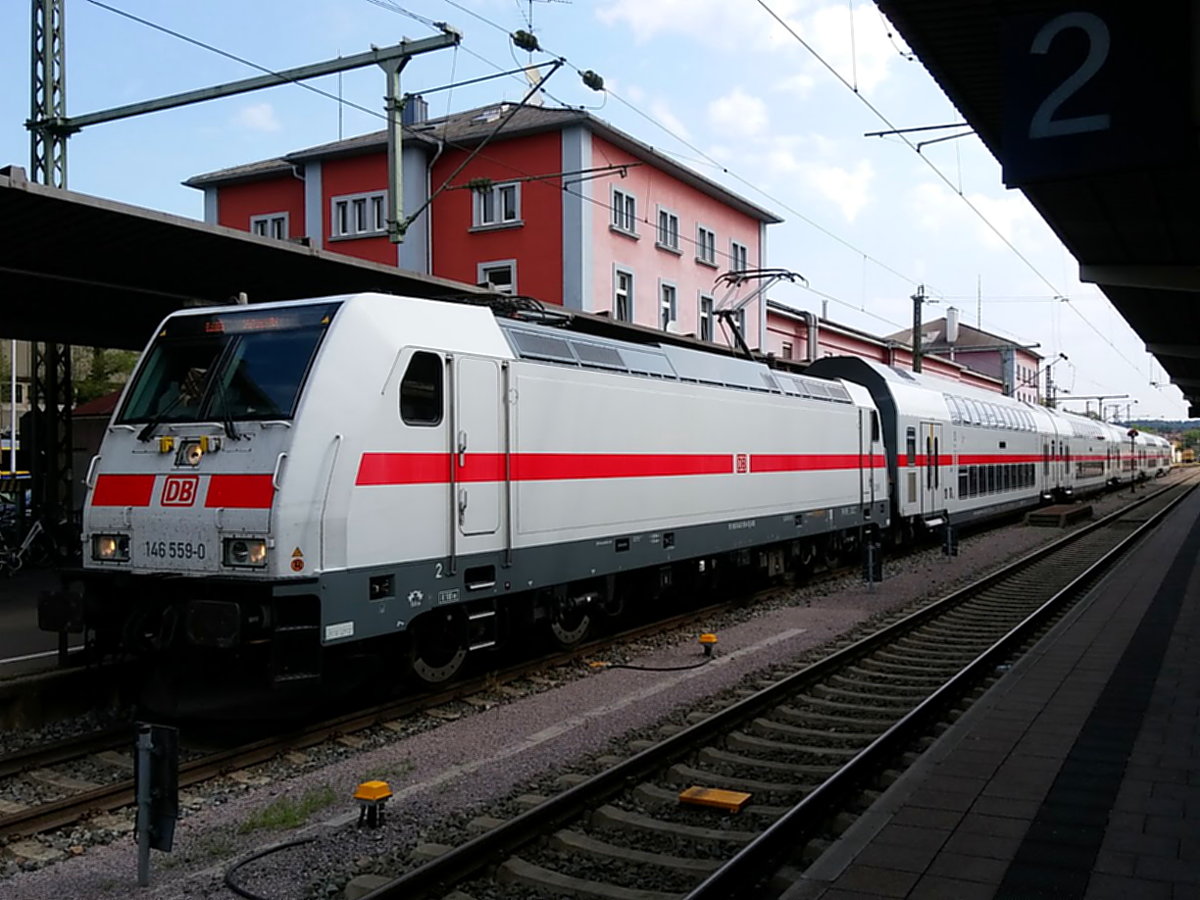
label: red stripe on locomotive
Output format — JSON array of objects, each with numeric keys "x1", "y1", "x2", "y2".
[
  {"x1": 91, "y1": 474, "x2": 156, "y2": 507},
  {"x1": 203, "y1": 474, "x2": 275, "y2": 509}
]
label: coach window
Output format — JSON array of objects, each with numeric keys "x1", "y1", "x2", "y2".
[
  {"x1": 906, "y1": 428, "x2": 916, "y2": 466},
  {"x1": 400, "y1": 352, "x2": 443, "y2": 426},
  {"x1": 871, "y1": 411, "x2": 880, "y2": 443}
]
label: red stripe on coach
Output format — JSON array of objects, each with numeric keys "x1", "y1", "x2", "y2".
[
  {"x1": 510, "y1": 453, "x2": 734, "y2": 480},
  {"x1": 751, "y1": 454, "x2": 885, "y2": 473},
  {"x1": 91, "y1": 474, "x2": 155, "y2": 507},
  {"x1": 204, "y1": 474, "x2": 275, "y2": 508}
]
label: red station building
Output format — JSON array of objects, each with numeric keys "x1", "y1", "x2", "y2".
[{"x1": 188, "y1": 99, "x2": 1035, "y2": 399}]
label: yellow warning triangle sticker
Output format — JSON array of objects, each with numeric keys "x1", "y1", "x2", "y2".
[{"x1": 291, "y1": 547, "x2": 304, "y2": 558}]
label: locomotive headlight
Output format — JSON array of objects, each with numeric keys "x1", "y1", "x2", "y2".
[
  {"x1": 92, "y1": 533, "x2": 130, "y2": 562},
  {"x1": 178, "y1": 440, "x2": 205, "y2": 467},
  {"x1": 223, "y1": 537, "x2": 268, "y2": 568}
]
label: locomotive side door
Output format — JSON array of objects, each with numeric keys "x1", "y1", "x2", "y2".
[
  {"x1": 452, "y1": 356, "x2": 503, "y2": 537},
  {"x1": 920, "y1": 421, "x2": 943, "y2": 515}
]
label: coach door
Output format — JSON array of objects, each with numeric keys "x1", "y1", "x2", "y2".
[
  {"x1": 921, "y1": 421, "x2": 943, "y2": 514},
  {"x1": 451, "y1": 356, "x2": 504, "y2": 537}
]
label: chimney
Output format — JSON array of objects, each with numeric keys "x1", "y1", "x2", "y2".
[
  {"x1": 402, "y1": 94, "x2": 428, "y2": 126},
  {"x1": 946, "y1": 306, "x2": 960, "y2": 344}
]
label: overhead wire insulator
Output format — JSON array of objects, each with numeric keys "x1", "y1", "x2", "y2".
[
  {"x1": 511, "y1": 30, "x2": 540, "y2": 52},
  {"x1": 580, "y1": 69, "x2": 605, "y2": 92},
  {"x1": 465, "y1": 177, "x2": 494, "y2": 193}
]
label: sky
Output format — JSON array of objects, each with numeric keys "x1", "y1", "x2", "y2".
[{"x1": 0, "y1": 0, "x2": 1186, "y2": 421}]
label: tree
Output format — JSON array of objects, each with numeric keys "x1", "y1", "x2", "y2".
[
  {"x1": 1180, "y1": 429, "x2": 1200, "y2": 452},
  {"x1": 72, "y1": 347, "x2": 139, "y2": 405}
]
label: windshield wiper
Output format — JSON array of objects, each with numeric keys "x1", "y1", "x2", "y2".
[
  {"x1": 211, "y1": 374, "x2": 242, "y2": 442},
  {"x1": 137, "y1": 391, "x2": 188, "y2": 442}
]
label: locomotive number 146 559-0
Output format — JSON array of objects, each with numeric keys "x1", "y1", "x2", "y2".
[{"x1": 144, "y1": 540, "x2": 207, "y2": 560}]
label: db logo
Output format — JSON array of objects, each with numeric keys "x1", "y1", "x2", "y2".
[
  {"x1": 161, "y1": 475, "x2": 200, "y2": 507},
  {"x1": 735, "y1": 454, "x2": 749, "y2": 474}
]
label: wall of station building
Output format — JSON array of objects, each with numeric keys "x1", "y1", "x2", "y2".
[
  {"x1": 430, "y1": 130, "x2": 565, "y2": 304},
  {"x1": 216, "y1": 178, "x2": 305, "y2": 241},
  {"x1": 588, "y1": 134, "x2": 764, "y2": 345}
]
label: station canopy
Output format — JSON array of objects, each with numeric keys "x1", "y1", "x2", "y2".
[
  {"x1": 0, "y1": 165, "x2": 484, "y2": 351},
  {"x1": 875, "y1": 0, "x2": 1200, "y2": 415}
]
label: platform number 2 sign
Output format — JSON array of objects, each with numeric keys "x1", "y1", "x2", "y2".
[
  {"x1": 1001, "y1": 3, "x2": 1191, "y2": 186},
  {"x1": 1027, "y1": 12, "x2": 1111, "y2": 140}
]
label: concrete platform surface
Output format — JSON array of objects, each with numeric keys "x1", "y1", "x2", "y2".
[{"x1": 785, "y1": 488, "x2": 1200, "y2": 900}]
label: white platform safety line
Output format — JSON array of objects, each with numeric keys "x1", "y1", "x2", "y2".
[{"x1": 0, "y1": 646, "x2": 84, "y2": 667}]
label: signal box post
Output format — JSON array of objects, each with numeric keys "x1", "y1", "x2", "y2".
[{"x1": 134, "y1": 722, "x2": 179, "y2": 886}]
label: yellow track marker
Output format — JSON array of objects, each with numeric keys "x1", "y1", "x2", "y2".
[{"x1": 678, "y1": 786, "x2": 751, "y2": 812}]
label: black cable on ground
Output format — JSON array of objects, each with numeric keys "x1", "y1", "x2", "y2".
[
  {"x1": 224, "y1": 836, "x2": 316, "y2": 900},
  {"x1": 594, "y1": 657, "x2": 715, "y2": 672}
]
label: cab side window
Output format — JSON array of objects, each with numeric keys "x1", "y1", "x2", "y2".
[{"x1": 400, "y1": 351, "x2": 443, "y2": 425}]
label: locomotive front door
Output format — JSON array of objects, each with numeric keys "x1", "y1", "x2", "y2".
[
  {"x1": 452, "y1": 356, "x2": 503, "y2": 537},
  {"x1": 920, "y1": 421, "x2": 943, "y2": 515}
]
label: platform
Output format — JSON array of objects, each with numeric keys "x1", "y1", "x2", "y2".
[{"x1": 786, "y1": 487, "x2": 1200, "y2": 899}]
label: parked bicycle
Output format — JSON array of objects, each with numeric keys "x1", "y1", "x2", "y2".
[{"x1": 0, "y1": 513, "x2": 77, "y2": 576}]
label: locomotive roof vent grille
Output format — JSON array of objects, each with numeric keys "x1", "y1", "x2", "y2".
[
  {"x1": 509, "y1": 329, "x2": 576, "y2": 363},
  {"x1": 573, "y1": 342, "x2": 625, "y2": 369}
]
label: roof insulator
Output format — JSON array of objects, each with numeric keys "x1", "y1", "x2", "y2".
[
  {"x1": 511, "y1": 30, "x2": 540, "y2": 52},
  {"x1": 581, "y1": 69, "x2": 605, "y2": 92}
]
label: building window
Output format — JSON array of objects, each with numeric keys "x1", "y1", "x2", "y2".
[
  {"x1": 660, "y1": 282, "x2": 677, "y2": 331},
  {"x1": 250, "y1": 213, "x2": 288, "y2": 240},
  {"x1": 477, "y1": 260, "x2": 516, "y2": 294},
  {"x1": 611, "y1": 187, "x2": 637, "y2": 236},
  {"x1": 331, "y1": 191, "x2": 386, "y2": 239},
  {"x1": 656, "y1": 208, "x2": 680, "y2": 252},
  {"x1": 473, "y1": 182, "x2": 520, "y2": 228},
  {"x1": 781, "y1": 341, "x2": 793, "y2": 360},
  {"x1": 698, "y1": 295, "x2": 714, "y2": 341},
  {"x1": 696, "y1": 225, "x2": 716, "y2": 265},
  {"x1": 730, "y1": 240, "x2": 748, "y2": 272},
  {"x1": 614, "y1": 268, "x2": 634, "y2": 322}
]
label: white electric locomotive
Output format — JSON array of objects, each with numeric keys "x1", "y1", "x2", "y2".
[
  {"x1": 45, "y1": 292, "x2": 888, "y2": 697},
  {"x1": 42, "y1": 291, "x2": 1153, "y2": 704}
]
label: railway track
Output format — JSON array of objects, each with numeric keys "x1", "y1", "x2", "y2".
[
  {"x1": 351, "y1": 474, "x2": 1196, "y2": 900},
  {"x1": 0, "y1": 595, "x2": 756, "y2": 842}
]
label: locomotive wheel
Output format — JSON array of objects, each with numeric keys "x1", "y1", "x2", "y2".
[
  {"x1": 819, "y1": 536, "x2": 840, "y2": 570},
  {"x1": 407, "y1": 609, "x2": 469, "y2": 685},
  {"x1": 548, "y1": 598, "x2": 591, "y2": 648},
  {"x1": 793, "y1": 541, "x2": 817, "y2": 581}
]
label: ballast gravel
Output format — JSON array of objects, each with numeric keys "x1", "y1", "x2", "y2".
[{"x1": 0, "y1": 483, "x2": 1165, "y2": 899}]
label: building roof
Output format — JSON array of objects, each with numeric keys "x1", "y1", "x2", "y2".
[
  {"x1": 186, "y1": 102, "x2": 783, "y2": 225},
  {"x1": 885, "y1": 316, "x2": 1043, "y2": 360},
  {"x1": 766, "y1": 300, "x2": 1004, "y2": 389}
]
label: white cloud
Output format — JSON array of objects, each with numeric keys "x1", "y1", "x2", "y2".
[
  {"x1": 908, "y1": 181, "x2": 1039, "y2": 251},
  {"x1": 804, "y1": 159, "x2": 874, "y2": 222},
  {"x1": 233, "y1": 103, "x2": 281, "y2": 133},
  {"x1": 803, "y1": 3, "x2": 897, "y2": 95},
  {"x1": 596, "y1": 0, "x2": 805, "y2": 50},
  {"x1": 650, "y1": 101, "x2": 691, "y2": 141},
  {"x1": 708, "y1": 89, "x2": 769, "y2": 136}
]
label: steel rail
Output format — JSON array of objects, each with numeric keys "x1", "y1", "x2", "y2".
[
  {"x1": 685, "y1": 479, "x2": 1198, "y2": 898},
  {"x1": 0, "y1": 595, "x2": 739, "y2": 840},
  {"x1": 358, "y1": 477, "x2": 1195, "y2": 900}
]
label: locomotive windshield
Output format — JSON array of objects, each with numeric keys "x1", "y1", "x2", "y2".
[{"x1": 118, "y1": 303, "x2": 339, "y2": 432}]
